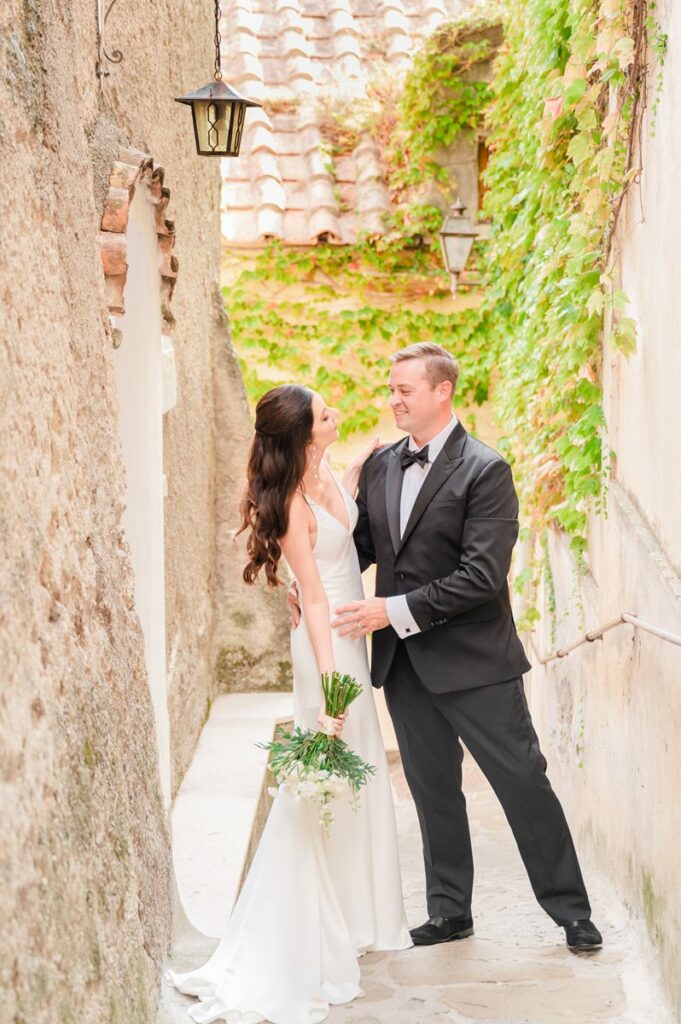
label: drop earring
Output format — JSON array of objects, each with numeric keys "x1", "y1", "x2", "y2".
[{"x1": 310, "y1": 443, "x2": 320, "y2": 480}]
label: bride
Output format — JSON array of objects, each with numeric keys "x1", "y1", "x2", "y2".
[{"x1": 164, "y1": 383, "x2": 412, "y2": 1024}]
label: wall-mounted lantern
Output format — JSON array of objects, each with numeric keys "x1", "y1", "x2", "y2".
[
  {"x1": 175, "y1": 1, "x2": 261, "y2": 157},
  {"x1": 439, "y1": 198, "x2": 478, "y2": 296}
]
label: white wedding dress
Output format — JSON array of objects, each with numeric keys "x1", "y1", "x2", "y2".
[{"x1": 164, "y1": 470, "x2": 412, "y2": 1023}]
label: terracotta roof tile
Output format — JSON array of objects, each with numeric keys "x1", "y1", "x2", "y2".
[
  {"x1": 251, "y1": 149, "x2": 282, "y2": 180},
  {"x1": 257, "y1": 205, "x2": 285, "y2": 237},
  {"x1": 308, "y1": 207, "x2": 341, "y2": 240},
  {"x1": 248, "y1": 122, "x2": 276, "y2": 153},
  {"x1": 221, "y1": 0, "x2": 467, "y2": 245},
  {"x1": 254, "y1": 174, "x2": 287, "y2": 210},
  {"x1": 380, "y1": 0, "x2": 411, "y2": 36},
  {"x1": 307, "y1": 176, "x2": 337, "y2": 208},
  {"x1": 279, "y1": 154, "x2": 308, "y2": 179},
  {"x1": 223, "y1": 207, "x2": 260, "y2": 239},
  {"x1": 223, "y1": 180, "x2": 257, "y2": 207},
  {"x1": 282, "y1": 209, "x2": 311, "y2": 239},
  {"x1": 328, "y1": 5, "x2": 358, "y2": 35},
  {"x1": 232, "y1": 52, "x2": 264, "y2": 82}
]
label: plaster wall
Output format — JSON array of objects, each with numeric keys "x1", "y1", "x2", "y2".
[
  {"x1": 113, "y1": 187, "x2": 171, "y2": 808},
  {"x1": 524, "y1": 2, "x2": 681, "y2": 1013},
  {"x1": 604, "y1": 0, "x2": 681, "y2": 578}
]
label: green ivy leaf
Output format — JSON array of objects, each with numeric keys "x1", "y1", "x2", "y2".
[
  {"x1": 612, "y1": 317, "x2": 637, "y2": 355},
  {"x1": 564, "y1": 78, "x2": 588, "y2": 105}
]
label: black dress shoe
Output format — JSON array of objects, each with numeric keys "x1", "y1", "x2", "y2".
[
  {"x1": 564, "y1": 919, "x2": 603, "y2": 951},
  {"x1": 410, "y1": 915, "x2": 474, "y2": 946}
]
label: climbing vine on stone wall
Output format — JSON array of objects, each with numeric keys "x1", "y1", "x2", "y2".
[
  {"x1": 230, "y1": 241, "x2": 494, "y2": 437},
  {"x1": 224, "y1": 0, "x2": 665, "y2": 566},
  {"x1": 479, "y1": 0, "x2": 665, "y2": 556},
  {"x1": 387, "y1": 15, "x2": 497, "y2": 196}
]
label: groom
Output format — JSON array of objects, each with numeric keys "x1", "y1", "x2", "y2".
[{"x1": 322, "y1": 342, "x2": 601, "y2": 952}]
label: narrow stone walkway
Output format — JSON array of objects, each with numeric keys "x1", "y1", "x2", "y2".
[
  {"x1": 330, "y1": 754, "x2": 674, "y2": 1024},
  {"x1": 159, "y1": 744, "x2": 674, "y2": 1024}
]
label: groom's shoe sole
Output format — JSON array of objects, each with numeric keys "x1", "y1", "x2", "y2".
[{"x1": 410, "y1": 925, "x2": 474, "y2": 946}]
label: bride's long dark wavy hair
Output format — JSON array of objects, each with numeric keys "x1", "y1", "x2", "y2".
[{"x1": 238, "y1": 384, "x2": 315, "y2": 587}]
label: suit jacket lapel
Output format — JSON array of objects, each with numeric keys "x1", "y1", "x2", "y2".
[
  {"x1": 385, "y1": 438, "x2": 408, "y2": 555},
  {"x1": 397, "y1": 420, "x2": 468, "y2": 554}
]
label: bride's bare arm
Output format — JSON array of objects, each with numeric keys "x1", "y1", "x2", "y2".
[{"x1": 280, "y1": 493, "x2": 345, "y2": 735}]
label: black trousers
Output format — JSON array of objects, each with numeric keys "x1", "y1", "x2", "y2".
[{"x1": 383, "y1": 640, "x2": 591, "y2": 926}]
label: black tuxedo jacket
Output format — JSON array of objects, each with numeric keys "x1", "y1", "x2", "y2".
[{"x1": 353, "y1": 420, "x2": 531, "y2": 693}]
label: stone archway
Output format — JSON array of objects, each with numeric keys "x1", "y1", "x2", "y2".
[{"x1": 99, "y1": 146, "x2": 179, "y2": 810}]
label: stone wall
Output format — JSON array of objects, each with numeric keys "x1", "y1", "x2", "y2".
[
  {"x1": 0, "y1": 0, "x2": 288, "y2": 1020},
  {"x1": 522, "y1": 2, "x2": 681, "y2": 1013},
  {"x1": 210, "y1": 290, "x2": 295, "y2": 698}
]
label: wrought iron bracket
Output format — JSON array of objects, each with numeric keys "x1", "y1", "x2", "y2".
[{"x1": 96, "y1": 0, "x2": 124, "y2": 80}]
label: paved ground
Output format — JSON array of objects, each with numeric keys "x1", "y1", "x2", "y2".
[
  {"x1": 159, "y1": 751, "x2": 674, "y2": 1024},
  {"x1": 327, "y1": 753, "x2": 674, "y2": 1024}
]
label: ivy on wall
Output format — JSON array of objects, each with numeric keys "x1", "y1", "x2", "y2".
[
  {"x1": 479, "y1": 0, "x2": 665, "y2": 559},
  {"x1": 388, "y1": 15, "x2": 497, "y2": 195},
  {"x1": 224, "y1": 0, "x2": 665, "y2": 571},
  {"x1": 228, "y1": 242, "x2": 493, "y2": 438}
]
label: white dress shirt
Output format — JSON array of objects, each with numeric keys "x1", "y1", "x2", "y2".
[{"x1": 385, "y1": 415, "x2": 459, "y2": 639}]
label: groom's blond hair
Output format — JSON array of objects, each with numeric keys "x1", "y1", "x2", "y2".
[{"x1": 390, "y1": 342, "x2": 459, "y2": 396}]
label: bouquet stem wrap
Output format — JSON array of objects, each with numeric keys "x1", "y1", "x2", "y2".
[{"x1": 259, "y1": 671, "x2": 376, "y2": 834}]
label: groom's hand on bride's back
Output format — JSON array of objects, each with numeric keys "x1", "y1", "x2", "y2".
[
  {"x1": 288, "y1": 579, "x2": 301, "y2": 628},
  {"x1": 332, "y1": 598, "x2": 389, "y2": 638}
]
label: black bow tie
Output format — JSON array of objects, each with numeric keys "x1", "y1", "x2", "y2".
[{"x1": 400, "y1": 445, "x2": 430, "y2": 471}]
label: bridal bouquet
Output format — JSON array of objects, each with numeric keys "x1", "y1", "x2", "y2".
[{"x1": 259, "y1": 671, "x2": 375, "y2": 835}]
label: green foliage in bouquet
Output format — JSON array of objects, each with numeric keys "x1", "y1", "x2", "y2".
[
  {"x1": 262, "y1": 725, "x2": 375, "y2": 795},
  {"x1": 258, "y1": 671, "x2": 376, "y2": 833},
  {"x1": 260, "y1": 671, "x2": 375, "y2": 793}
]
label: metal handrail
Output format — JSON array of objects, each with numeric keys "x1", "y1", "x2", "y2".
[{"x1": 533, "y1": 612, "x2": 681, "y2": 665}]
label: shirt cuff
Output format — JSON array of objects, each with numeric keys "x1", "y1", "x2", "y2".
[{"x1": 386, "y1": 594, "x2": 421, "y2": 639}]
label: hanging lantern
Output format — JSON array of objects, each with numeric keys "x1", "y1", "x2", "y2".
[
  {"x1": 175, "y1": 1, "x2": 261, "y2": 157},
  {"x1": 439, "y1": 198, "x2": 477, "y2": 296},
  {"x1": 175, "y1": 81, "x2": 261, "y2": 157}
]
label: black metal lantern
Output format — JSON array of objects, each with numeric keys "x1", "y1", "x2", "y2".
[
  {"x1": 175, "y1": 1, "x2": 261, "y2": 157},
  {"x1": 439, "y1": 198, "x2": 477, "y2": 296}
]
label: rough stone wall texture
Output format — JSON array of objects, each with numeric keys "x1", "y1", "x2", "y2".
[
  {"x1": 0, "y1": 1, "x2": 288, "y2": 1022},
  {"x1": 210, "y1": 290, "x2": 294, "y2": 700},
  {"x1": 521, "y1": 2, "x2": 681, "y2": 1014}
]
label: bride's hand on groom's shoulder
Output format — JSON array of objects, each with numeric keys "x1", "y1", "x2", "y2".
[
  {"x1": 362, "y1": 434, "x2": 384, "y2": 455},
  {"x1": 352, "y1": 435, "x2": 386, "y2": 470},
  {"x1": 342, "y1": 437, "x2": 385, "y2": 496}
]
